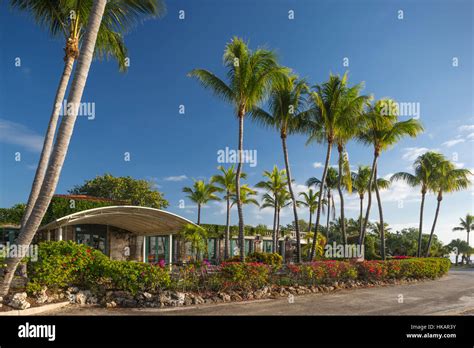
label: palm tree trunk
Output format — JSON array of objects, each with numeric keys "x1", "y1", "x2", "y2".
[
  {"x1": 0, "y1": 0, "x2": 107, "y2": 297},
  {"x1": 308, "y1": 210, "x2": 313, "y2": 235},
  {"x1": 337, "y1": 145, "x2": 346, "y2": 245},
  {"x1": 310, "y1": 141, "x2": 332, "y2": 260},
  {"x1": 359, "y1": 195, "x2": 364, "y2": 237},
  {"x1": 224, "y1": 194, "x2": 230, "y2": 259},
  {"x1": 359, "y1": 152, "x2": 379, "y2": 245},
  {"x1": 417, "y1": 190, "x2": 426, "y2": 257},
  {"x1": 326, "y1": 191, "x2": 331, "y2": 238},
  {"x1": 235, "y1": 112, "x2": 245, "y2": 261},
  {"x1": 271, "y1": 200, "x2": 277, "y2": 253},
  {"x1": 276, "y1": 207, "x2": 281, "y2": 253},
  {"x1": 425, "y1": 191, "x2": 442, "y2": 257},
  {"x1": 21, "y1": 56, "x2": 75, "y2": 228},
  {"x1": 281, "y1": 136, "x2": 301, "y2": 263},
  {"x1": 197, "y1": 203, "x2": 201, "y2": 225},
  {"x1": 373, "y1": 164, "x2": 385, "y2": 260}
]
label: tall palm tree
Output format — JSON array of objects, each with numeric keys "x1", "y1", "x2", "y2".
[
  {"x1": 12, "y1": 0, "x2": 165, "y2": 230},
  {"x1": 358, "y1": 99, "x2": 423, "y2": 259},
  {"x1": 255, "y1": 166, "x2": 288, "y2": 252},
  {"x1": 182, "y1": 180, "x2": 221, "y2": 225},
  {"x1": 307, "y1": 167, "x2": 338, "y2": 240},
  {"x1": 453, "y1": 214, "x2": 474, "y2": 247},
  {"x1": 211, "y1": 165, "x2": 247, "y2": 259},
  {"x1": 391, "y1": 151, "x2": 445, "y2": 257},
  {"x1": 189, "y1": 37, "x2": 287, "y2": 261},
  {"x1": 352, "y1": 165, "x2": 390, "y2": 238},
  {"x1": 333, "y1": 82, "x2": 369, "y2": 246},
  {"x1": 1, "y1": 0, "x2": 109, "y2": 297},
  {"x1": 426, "y1": 164, "x2": 471, "y2": 256},
  {"x1": 297, "y1": 188, "x2": 323, "y2": 237},
  {"x1": 306, "y1": 73, "x2": 366, "y2": 260},
  {"x1": 250, "y1": 74, "x2": 310, "y2": 262}
]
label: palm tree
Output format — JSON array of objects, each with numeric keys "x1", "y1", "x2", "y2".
[
  {"x1": 1, "y1": 0, "x2": 109, "y2": 297},
  {"x1": 250, "y1": 74, "x2": 310, "y2": 262},
  {"x1": 11, "y1": 0, "x2": 164, "y2": 230},
  {"x1": 306, "y1": 73, "x2": 367, "y2": 260},
  {"x1": 425, "y1": 165, "x2": 471, "y2": 256},
  {"x1": 211, "y1": 165, "x2": 247, "y2": 259},
  {"x1": 179, "y1": 224, "x2": 208, "y2": 262},
  {"x1": 255, "y1": 166, "x2": 288, "y2": 252},
  {"x1": 307, "y1": 167, "x2": 338, "y2": 241},
  {"x1": 189, "y1": 37, "x2": 287, "y2": 261},
  {"x1": 183, "y1": 180, "x2": 221, "y2": 225},
  {"x1": 453, "y1": 214, "x2": 474, "y2": 247},
  {"x1": 352, "y1": 165, "x2": 391, "y2": 238},
  {"x1": 261, "y1": 189, "x2": 292, "y2": 249},
  {"x1": 448, "y1": 239, "x2": 471, "y2": 265},
  {"x1": 391, "y1": 151, "x2": 445, "y2": 257},
  {"x1": 358, "y1": 99, "x2": 423, "y2": 260},
  {"x1": 298, "y1": 189, "x2": 323, "y2": 237},
  {"x1": 333, "y1": 82, "x2": 369, "y2": 246}
]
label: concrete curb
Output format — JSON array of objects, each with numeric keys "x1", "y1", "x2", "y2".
[{"x1": 0, "y1": 301, "x2": 70, "y2": 316}]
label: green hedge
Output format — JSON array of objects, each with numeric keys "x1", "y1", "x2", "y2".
[{"x1": 27, "y1": 241, "x2": 170, "y2": 295}]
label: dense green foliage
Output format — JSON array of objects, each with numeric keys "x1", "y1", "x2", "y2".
[
  {"x1": 69, "y1": 173, "x2": 168, "y2": 208},
  {"x1": 26, "y1": 241, "x2": 170, "y2": 295},
  {"x1": 0, "y1": 204, "x2": 26, "y2": 225}
]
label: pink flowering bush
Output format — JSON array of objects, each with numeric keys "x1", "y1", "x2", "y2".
[{"x1": 287, "y1": 261, "x2": 358, "y2": 285}]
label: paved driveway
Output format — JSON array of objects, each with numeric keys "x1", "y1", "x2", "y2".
[{"x1": 43, "y1": 268, "x2": 474, "y2": 316}]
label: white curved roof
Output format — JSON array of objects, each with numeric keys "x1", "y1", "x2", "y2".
[{"x1": 39, "y1": 205, "x2": 197, "y2": 236}]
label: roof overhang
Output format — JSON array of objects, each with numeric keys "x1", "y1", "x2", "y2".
[{"x1": 38, "y1": 206, "x2": 197, "y2": 236}]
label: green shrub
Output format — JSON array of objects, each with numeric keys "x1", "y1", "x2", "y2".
[
  {"x1": 246, "y1": 252, "x2": 283, "y2": 269},
  {"x1": 27, "y1": 241, "x2": 170, "y2": 295},
  {"x1": 214, "y1": 262, "x2": 270, "y2": 291}
]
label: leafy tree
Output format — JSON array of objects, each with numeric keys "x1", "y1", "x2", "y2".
[
  {"x1": 182, "y1": 180, "x2": 220, "y2": 225},
  {"x1": 69, "y1": 174, "x2": 168, "y2": 208},
  {"x1": 0, "y1": 204, "x2": 26, "y2": 225},
  {"x1": 189, "y1": 37, "x2": 287, "y2": 261},
  {"x1": 447, "y1": 239, "x2": 471, "y2": 265}
]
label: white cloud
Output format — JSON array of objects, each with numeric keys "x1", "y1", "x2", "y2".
[
  {"x1": 466, "y1": 133, "x2": 474, "y2": 139},
  {"x1": 442, "y1": 139, "x2": 465, "y2": 148},
  {"x1": 163, "y1": 175, "x2": 188, "y2": 182},
  {"x1": 458, "y1": 125, "x2": 474, "y2": 132},
  {"x1": 0, "y1": 119, "x2": 43, "y2": 152},
  {"x1": 401, "y1": 147, "x2": 438, "y2": 161},
  {"x1": 313, "y1": 162, "x2": 323, "y2": 168}
]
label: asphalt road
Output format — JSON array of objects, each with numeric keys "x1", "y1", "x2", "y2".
[{"x1": 43, "y1": 268, "x2": 474, "y2": 316}]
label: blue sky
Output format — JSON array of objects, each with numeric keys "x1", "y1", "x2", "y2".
[{"x1": 0, "y1": 0, "x2": 472, "y2": 244}]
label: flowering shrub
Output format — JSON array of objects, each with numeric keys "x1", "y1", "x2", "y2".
[
  {"x1": 287, "y1": 261, "x2": 358, "y2": 285},
  {"x1": 356, "y1": 258, "x2": 451, "y2": 281},
  {"x1": 246, "y1": 252, "x2": 283, "y2": 270},
  {"x1": 214, "y1": 262, "x2": 270, "y2": 291}
]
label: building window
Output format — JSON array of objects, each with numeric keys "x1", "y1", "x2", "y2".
[
  {"x1": 75, "y1": 224, "x2": 107, "y2": 254},
  {"x1": 263, "y1": 240, "x2": 272, "y2": 253},
  {"x1": 145, "y1": 236, "x2": 169, "y2": 264}
]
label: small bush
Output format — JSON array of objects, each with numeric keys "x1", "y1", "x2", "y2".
[
  {"x1": 246, "y1": 252, "x2": 283, "y2": 269},
  {"x1": 214, "y1": 262, "x2": 270, "y2": 291}
]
